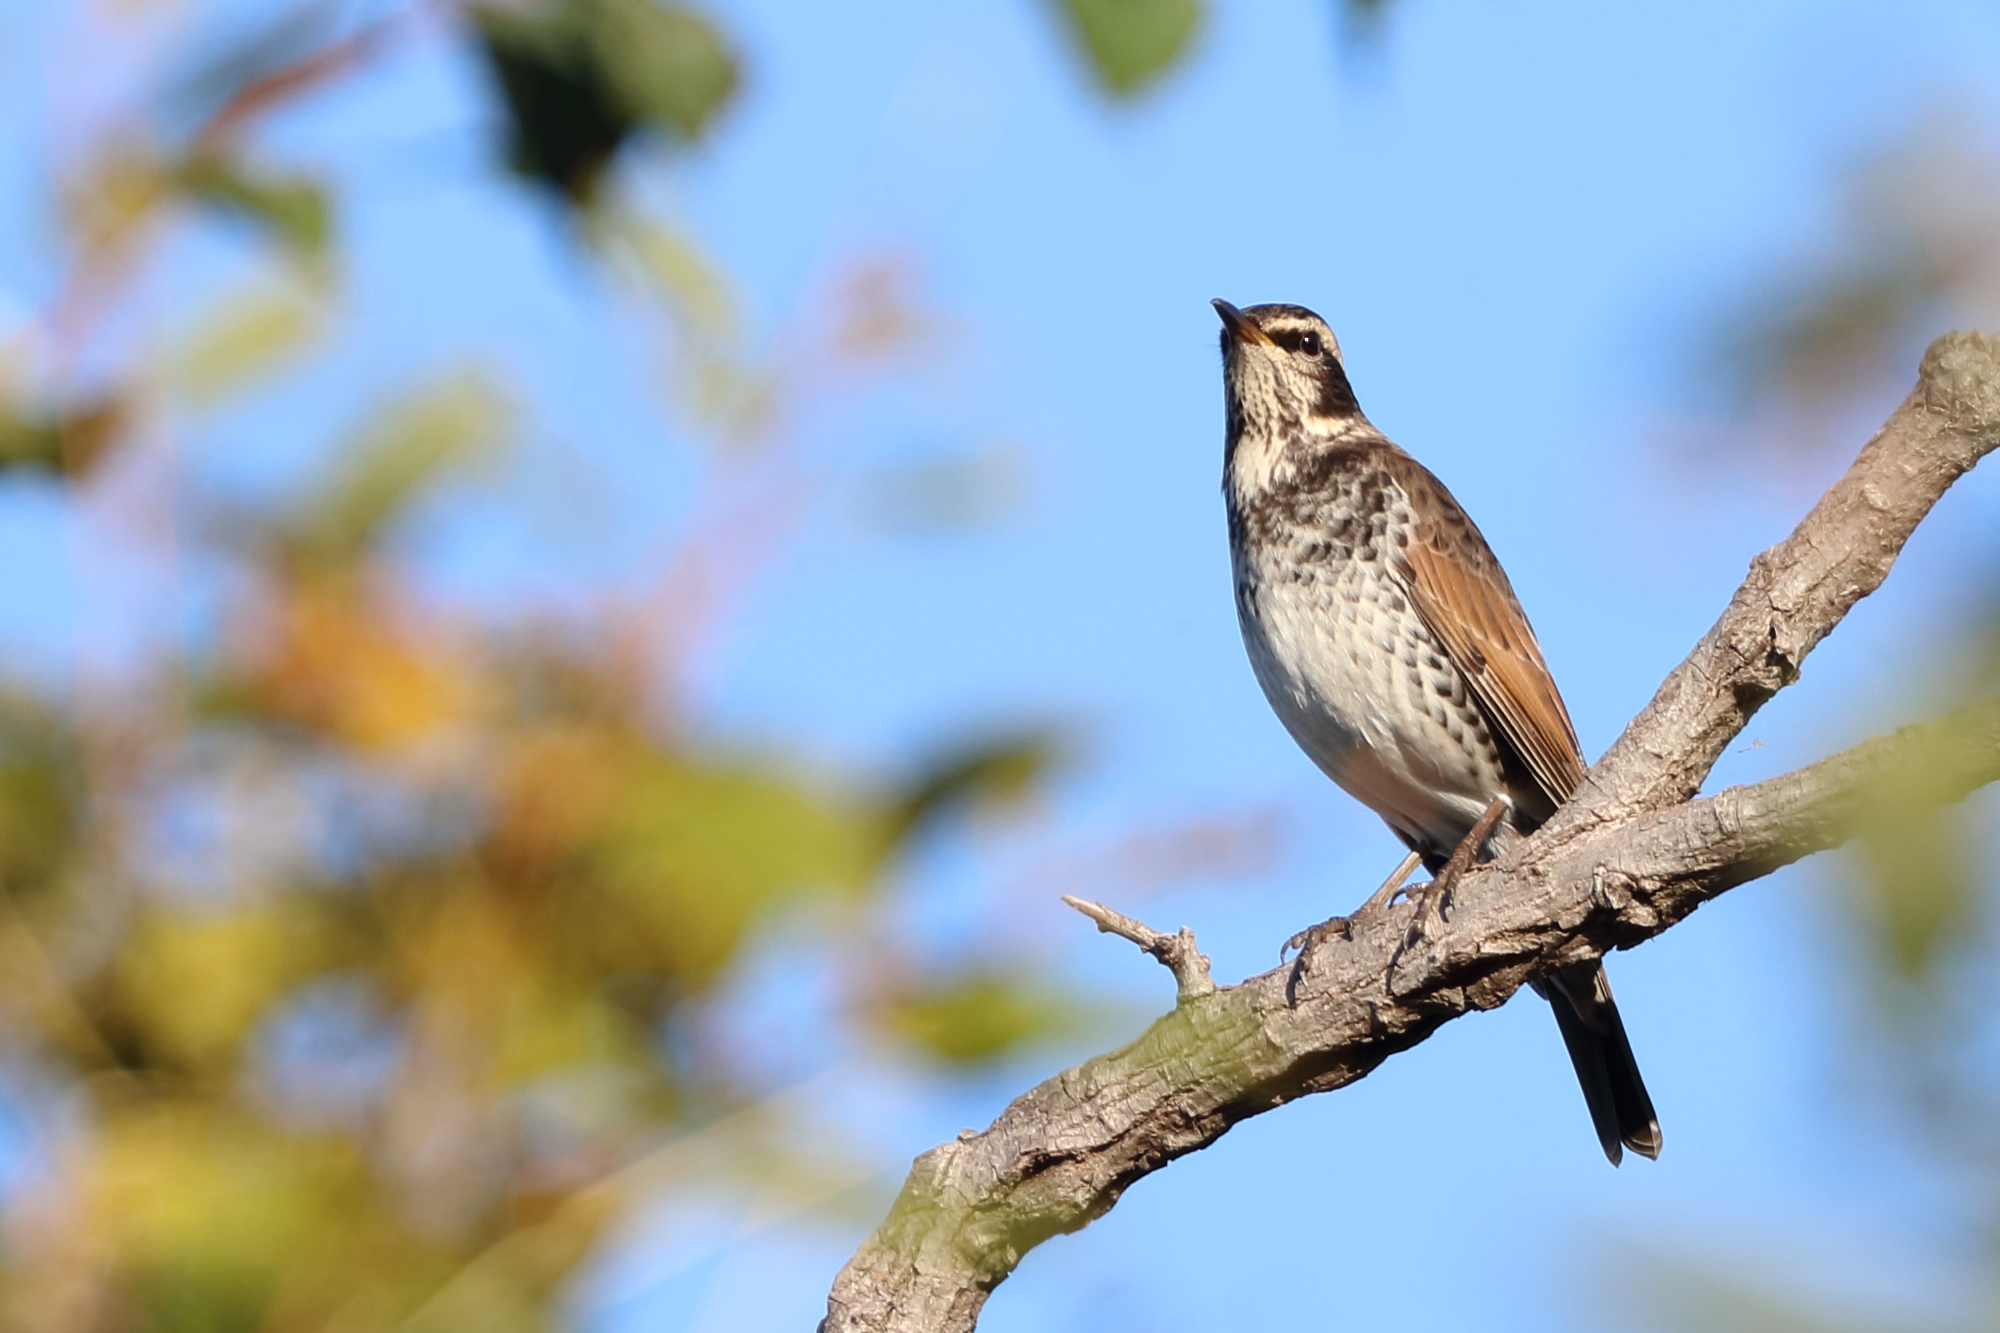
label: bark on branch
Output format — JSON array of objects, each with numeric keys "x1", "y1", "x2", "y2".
[
  {"x1": 1571, "y1": 332, "x2": 2000, "y2": 820},
  {"x1": 820, "y1": 331, "x2": 2000, "y2": 1333}
]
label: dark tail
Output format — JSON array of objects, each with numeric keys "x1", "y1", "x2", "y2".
[{"x1": 1534, "y1": 961, "x2": 1661, "y2": 1166}]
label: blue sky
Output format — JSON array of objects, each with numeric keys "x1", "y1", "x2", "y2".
[{"x1": 7, "y1": 1, "x2": 2000, "y2": 1330}]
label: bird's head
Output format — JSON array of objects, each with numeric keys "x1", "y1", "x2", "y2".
[{"x1": 1213, "y1": 299, "x2": 1361, "y2": 433}]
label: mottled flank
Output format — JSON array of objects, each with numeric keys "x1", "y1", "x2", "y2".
[{"x1": 1229, "y1": 436, "x2": 1526, "y2": 852}]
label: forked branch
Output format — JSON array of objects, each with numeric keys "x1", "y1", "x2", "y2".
[
  {"x1": 1572, "y1": 333, "x2": 2000, "y2": 820},
  {"x1": 820, "y1": 331, "x2": 2000, "y2": 1333},
  {"x1": 1059, "y1": 895, "x2": 1214, "y2": 1000}
]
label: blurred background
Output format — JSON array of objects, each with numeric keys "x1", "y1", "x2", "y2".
[{"x1": 1, "y1": 1, "x2": 1999, "y2": 1330}]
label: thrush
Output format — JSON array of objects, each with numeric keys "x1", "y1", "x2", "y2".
[{"x1": 1214, "y1": 298, "x2": 1661, "y2": 1166}]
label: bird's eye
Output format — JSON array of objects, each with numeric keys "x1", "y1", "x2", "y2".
[{"x1": 1298, "y1": 332, "x2": 1322, "y2": 357}]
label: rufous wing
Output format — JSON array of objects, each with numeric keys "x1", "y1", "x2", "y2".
[{"x1": 1392, "y1": 468, "x2": 1586, "y2": 810}]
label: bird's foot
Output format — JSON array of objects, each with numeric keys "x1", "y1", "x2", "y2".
[
  {"x1": 1386, "y1": 877, "x2": 1464, "y2": 993},
  {"x1": 1282, "y1": 915, "x2": 1353, "y2": 1007},
  {"x1": 1281, "y1": 914, "x2": 1352, "y2": 963},
  {"x1": 1386, "y1": 878, "x2": 1451, "y2": 984},
  {"x1": 1282, "y1": 850, "x2": 1423, "y2": 1006},
  {"x1": 1387, "y1": 798, "x2": 1508, "y2": 988}
]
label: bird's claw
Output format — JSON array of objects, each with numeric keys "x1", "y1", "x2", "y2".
[
  {"x1": 1386, "y1": 878, "x2": 1451, "y2": 985},
  {"x1": 1386, "y1": 798, "x2": 1504, "y2": 988},
  {"x1": 1282, "y1": 915, "x2": 1353, "y2": 1006},
  {"x1": 1281, "y1": 915, "x2": 1352, "y2": 964}
]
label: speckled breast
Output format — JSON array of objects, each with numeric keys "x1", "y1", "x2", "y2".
[{"x1": 1228, "y1": 469, "x2": 1509, "y2": 858}]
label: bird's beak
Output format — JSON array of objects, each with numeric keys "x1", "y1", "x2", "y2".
[{"x1": 1212, "y1": 299, "x2": 1269, "y2": 346}]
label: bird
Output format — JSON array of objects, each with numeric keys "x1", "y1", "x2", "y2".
[{"x1": 1214, "y1": 297, "x2": 1661, "y2": 1166}]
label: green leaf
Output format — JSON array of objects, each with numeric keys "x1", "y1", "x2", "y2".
[
  {"x1": 591, "y1": 0, "x2": 737, "y2": 139},
  {"x1": 0, "y1": 690, "x2": 84, "y2": 908},
  {"x1": 592, "y1": 757, "x2": 876, "y2": 982},
  {"x1": 96, "y1": 1106, "x2": 405, "y2": 1333},
  {"x1": 0, "y1": 397, "x2": 124, "y2": 478},
  {"x1": 1048, "y1": 0, "x2": 1202, "y2": 96},
  {"x1": 287, "y1": 374, "x2": 511, "y2": 566},
  {"x1": 879, "y1": 972, "x2": 1079, "y2": 1064},
  {"x1": 1842, "y1": 728, "x2": 1980, "y2": 988},
  {"x1": 476, "y1": 0, "x2": 628, "y2": 201},
  {"x1": 170, "y1": 282, "x2": 325, "y2": 407},
  {"x1": 1852, "y1": 800, "x2": 1971, "y2": 983},
  {"x1": 174, "y1": 154, "x2": 331, "y2": 260},
  {"x1": 602, "y1": 211, "x2": 736, "y2": 335},
  {"x1": 473, "y1": 0, "x2": 737, "y2": 202},
  {"x1": 882, "y1": 730, "x2": 1065, "y2": 854},
  {"x1": 0, "y1": 410, "x2": 67, "y2": 474}
]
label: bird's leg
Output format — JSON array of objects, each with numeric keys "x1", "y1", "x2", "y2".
[
  {"x1": 1393, "y1": 797, "x2": 1509, "y2": 969},
  {"x1": 1282, "y1": 851, "x2": 1421, "y2": 960},
  {"x1": 1282, "y1": 850, "x2": 1423, "y2": 1005}
]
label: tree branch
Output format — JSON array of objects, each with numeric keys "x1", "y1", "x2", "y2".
[
  {"x1": 1572, "y1": 331, "x2": 2000, "y2": 821},
  {"x1": 820, "y1": 331, "x2": 2000, "y2": 1333},
  {"x1": 1059, "y1": 895, "x2": 1215, "y2": 1001}
]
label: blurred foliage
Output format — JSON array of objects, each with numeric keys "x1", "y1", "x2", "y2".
[
  {"x1": 173, "y1": 154, "x2": 332, "y2": 260},
  {"x1": 1705, "y1": 113, "x2": 2000, "y2": 442},
  {"x1": 1048, "y1": 0, "x2": 1204, "y2": 95},
  {"x1": 1655, "y1": 112, "x2": 2000, "y2": 1333},
  {"x1": 0, "y1": 1, "x2": 1212, "y2": 1327},
  {"x1": 474, "y1": 0, "x2": 740, "y2": 201},
  {"x1": 277, "y1": 373, "x2": 512, "y2": 571},
  {"x1": 1690, "y1": 111, "x2": 2000, "y2": 1039},
  {"x1": 1045, "y1": 0, "x2": 1409, "y2": 94},
  {"x1": 1341, "y1": 0, "x2": 1395, "y2": 38},
  {"x1": 1850, "y1": 775, "x2": 1976, "y2": 988},
  {"x1": 885, "y1": 730, "x2": 1064, "y2": 848},
  {"x1": 878, "y1": 972, "x2": 1080, "y2": 1064},
  {"x1": 1630, "y1": 1259, "x2": 1949, "y2": 1333},
  {"x1": 1841, "y1": 628, "x2": 2000, "y2": 1034},
  {"x1": 0, "y1": 397, "x2": 124, "y2": 479},
  {"x1": 858, "y1": 444, "x2": 1030, "y2": 537},
  {"x1": 170, "y1": 281, "x2": 326, "y2": 405}
]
